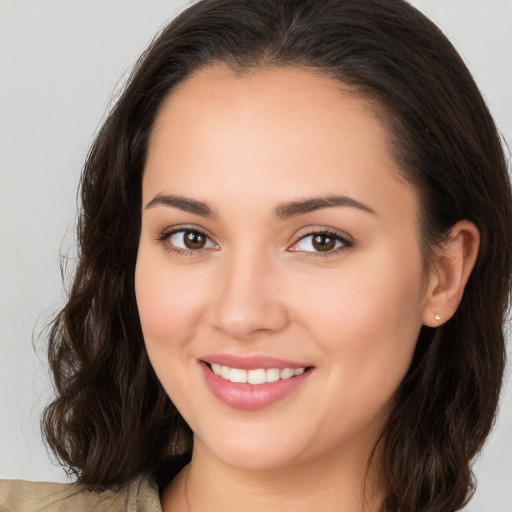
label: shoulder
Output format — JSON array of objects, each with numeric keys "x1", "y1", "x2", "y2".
[{"x1": 0, "y1": 474, "x2": 162, "y2": 512}]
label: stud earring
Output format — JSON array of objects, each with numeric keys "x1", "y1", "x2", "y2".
[{"x1": 434, "y1": 313, "x2": 441, "y2": 321}]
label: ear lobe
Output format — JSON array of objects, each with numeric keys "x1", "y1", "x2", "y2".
[{"x1": 422, "y1": 220, "x2": 480, "y2": 327}]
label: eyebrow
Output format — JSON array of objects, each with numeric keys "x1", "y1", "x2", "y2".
[
  {"x1": 145, "y1": 194, "x2": 216, "y2": 218},
  {"x1": 272, "y1": 195, "x2": 376, "y2": 221},
  {"x1": 145, "y1": 193, "x2": 376, "y2": 220}
]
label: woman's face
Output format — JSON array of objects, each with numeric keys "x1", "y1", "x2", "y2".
[{"x1": 136, "y1": 65, "x2": 432, "y2": 472}]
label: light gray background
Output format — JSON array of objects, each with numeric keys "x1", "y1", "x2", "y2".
[{"x1": 1, "y1": 1, "x2": 511, "y2": 510}]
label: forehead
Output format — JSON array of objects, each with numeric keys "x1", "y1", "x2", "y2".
[
  {"x1": 143, "y1": 65, "x2": 416, "y2": 223},
  {"x1": 149, "y1": 65, "x2": 388, "y2": 158}
]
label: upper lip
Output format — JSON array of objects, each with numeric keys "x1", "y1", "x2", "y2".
[{"x1": 200, "y1": 353, "x2": 311, "y2": 370}]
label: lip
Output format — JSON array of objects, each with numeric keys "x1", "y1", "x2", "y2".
[
  {"x1": 199, "y1": 355, "x2": 314, "y2": 410},
  {"x1": 201, "y1": 353, "x2": 308, "y2": 370}
]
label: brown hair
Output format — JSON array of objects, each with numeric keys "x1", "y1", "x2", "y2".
[{"x1": 42, "y1": 1, "x2": 512, "y2": 510}]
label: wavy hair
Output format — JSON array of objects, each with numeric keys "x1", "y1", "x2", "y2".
[{"x1": 42, "y1": 1, "x2": 512, "y2": 510}]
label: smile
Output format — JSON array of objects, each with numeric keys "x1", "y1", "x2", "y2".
[
  {"x1": 210, "y1": 363, "x2": 305, "y2": 385},
  {"x1": 200, "y1": 357, "x2": 313, "y2": 410}
]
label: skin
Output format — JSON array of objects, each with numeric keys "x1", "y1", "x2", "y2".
[{"x1": 135, "y1": 65, "x2": 479, "y2": 512}]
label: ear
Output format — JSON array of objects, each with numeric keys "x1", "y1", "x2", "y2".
[{"x1": 422, "y1": 220, "x2": 480, "y2": 327}]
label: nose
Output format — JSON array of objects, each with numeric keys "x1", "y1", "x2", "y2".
[{"x1": 206, "y1": 251, "x2": 290, "y2": 341}]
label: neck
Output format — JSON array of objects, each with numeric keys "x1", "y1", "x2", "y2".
[{"x1": 162, "y1": 437, "x2": 385, "y2": 512}]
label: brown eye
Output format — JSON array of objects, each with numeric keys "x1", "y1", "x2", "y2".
[
  {"x1": 289, "y1": 230, "x2": 351, "y2": 255},
  {"x1": 312, "y1": 234, "x2": 336, "y2": 252},
  {"x1": 184, "y1": 230, "x2": 206, "y2": 249},
  {"x1": 163, "y1": 228, "x2": 218, "y2": 253}
]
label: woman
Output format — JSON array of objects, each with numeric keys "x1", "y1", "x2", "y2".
[{"x1": 1, "y1": 0, "x2": 511, "y2": 511}]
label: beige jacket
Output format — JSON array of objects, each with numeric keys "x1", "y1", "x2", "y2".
[{"x1": 0, "y1": 474, "x2": 162, "y2": 512}]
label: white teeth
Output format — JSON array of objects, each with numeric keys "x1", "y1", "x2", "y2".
[
  {"x1": 221, "y1": 365, "x2": 230, "y2": 380},
  {"x1": 229, "y1": 368, "x2": 248, "y2": 383},
  {"x1": 266, "y1": 368, "x2": 280, "y2": 382},
  {"x1": 280, "y1": 368, "x2": 295, "y2": 380},
  {"x1": 247, "y1": 368, "x2": 266, "y2": 385},
  {"x1": 210, "y1": 364, "x2": 306, "y2": 385}
]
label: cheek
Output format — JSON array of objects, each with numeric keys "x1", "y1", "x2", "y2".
[
  {"x1": 134, "y1": 251, "x2": 209, "y2": 350},
  {"x1": 134, "y1": 251, "x2": 211, "y2": 413},
  {"x1": 294, "y1": 250, "x2": 424, "y2": 388}
]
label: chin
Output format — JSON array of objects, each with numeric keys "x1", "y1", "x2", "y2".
[
  {"x1": 213, "y1": 444, "x2": 301, "y2": 472},
  {"x1": 195, "y1": 422, "x2": 314, "y2": 471}
]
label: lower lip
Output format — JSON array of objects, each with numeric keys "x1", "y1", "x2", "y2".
[{"x1": 200, "y1": 363, "x2": 312, "y2": 410}]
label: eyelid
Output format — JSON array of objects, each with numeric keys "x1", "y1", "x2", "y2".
[
  {"x1": 287, "y1": 226, "x2": 354, "y2": 256},
  {"x1": 291, "y1": 225, "x2": 354, "y2": 244},
  {"x1": 156, "y1": 224, "x2": 219, "y2": 254},
  {"x1": 155, "y1": 224, "x2": 353, "y2": 258}
]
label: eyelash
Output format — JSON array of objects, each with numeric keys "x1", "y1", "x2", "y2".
[
  {"x1": 156, "y1": 227, "x2": 353, "y2": 259},
  {"x1": 291, "y1": 229, "x2": 353, "y2": 259},
  {"x1": 156, "y1": 226, "x2": 215, "y2": 258}
]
